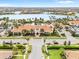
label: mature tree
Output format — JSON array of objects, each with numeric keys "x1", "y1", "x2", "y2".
[
  {"x1": 3, "y1": 17, "x2": 9, "y2": 29},
  {"x1": 34, "y1": 18, "x2": 38, "y2": 25},
  {"x1": 55, "y1": 18, "x2": 69, "y2": 25},
  {"x1": 30, "y1": 29, "x2": 34, "y2": 36},
  {"x1": 12, "y1": 20, "x2": 20, "y2": 36},
  {"x1": 39, "y1": 17, "x2": 44, "y2": 23},
  {"x1": 22, "y1": 19, "x2": 26, "y2": 25},
  {"x1": 3, "y1": 22, "x2": 8, "y2": 29},
  {"x1": 13, "y1": 21, "x2": 19, "y2": 28},
  {"x1": 22, "y1": 30, "x2": 30, "y2": 36},
  {"x1": 22, "y1": 30, "x2": 27, "y2": 36}
]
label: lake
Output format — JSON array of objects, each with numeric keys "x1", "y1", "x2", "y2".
[{"x1": 0, "y1": 14, "x2": 76, "y2": 20}]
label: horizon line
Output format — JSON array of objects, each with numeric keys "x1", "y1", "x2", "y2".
[{"x1": 0, "y1": 7, "x2": 79, "y2": 8}]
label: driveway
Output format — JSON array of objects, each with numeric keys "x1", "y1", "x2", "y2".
[{"x1": 28, "y1": 39, "x2": 44, "y2": 59}]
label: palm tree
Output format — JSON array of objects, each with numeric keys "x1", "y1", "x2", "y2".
[
  {"x1": 30, "y1": 29, "x2": 34, "y2": 36},
  {"x1": 34, "y1": 18, "x2": 38, "y2": 25},
  {"x1": 55, "y1": 18, "x2": 69, "y2": 25},
  {"x1": 3, "y1": 17, "x2": 9, "y2": 30},
  {"x1": 28, "y1": 18, "x2": 32, "y2": 23},
  {"x1": 22, "y1": 30, "x2": 30, "y2": 36},
  {"x1": 22, "y1": 29, "x2": 27, "y2": 36},
  {"x1": 12, "y1": 20, "x2": 19, "y2": 36},
  {"x1": 22, "y1": 19, "x2": 26, "y2": 25},
  {"x1": 3, "y1": 22, "x2": 8, "y2": 29},
  {"x1": 39, "y1": 17, "x2": 44, "y2": 23}
]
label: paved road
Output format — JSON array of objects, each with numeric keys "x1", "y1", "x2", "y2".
[
  {"x1": 63, "y1": 28, "x2": 79, "y2": 44},
  {"x1": 28, "y1": 39, "x2": 44, "y2": 59}
]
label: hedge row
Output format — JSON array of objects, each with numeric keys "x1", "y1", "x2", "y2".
[
  {"x1": 47, "y1": 45, "x2": 79, "y2": 49},
  {"x1": 16, "y1": 44, "x2": 25, "y2": 49},
  {"x1": 0, "y1": 45, "x2": 13, "y2": 49},
  {"x1": 0, "y1": 44, "x2": 25, "y2": 49}
]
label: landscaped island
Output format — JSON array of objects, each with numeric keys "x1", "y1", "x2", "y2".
[
  {"x1": 43, "y1": 44, "x2": 79, "y2": 59},
  {"x1": 0, "y1": 40, "x2": 32, "y2": 59}
]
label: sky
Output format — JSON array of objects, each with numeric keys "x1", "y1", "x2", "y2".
[{"x1": 0, "y1": 0, "x2": 79, "y2": 7}]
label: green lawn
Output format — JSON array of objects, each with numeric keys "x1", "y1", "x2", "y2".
[
  {"x1": 40, "y1": 36, "x2": 66, "y2": 39},
  {"x1": 0, "y1": 44, "x2": 29, "y2": 59},
  {"x1": 49, "y1": 49, "x2": 63, "y2": 59},
  {"x1": 17, "y1": 49, "x2": 23, "y2": 55},
  {"x1": 13, "y1": 50, "x2": 24, "y2": 59},
  {"x1": 14, "y1": 55, "x2": 24, "y2": 59},
  {"x1": 0, "y1": 36, "x2": 33, "y2": 39},
  {"x1": 75, "y1": 37, "x2": 79, "y2": 39},
  {"x1": 26, "y1": 54, "x2": 29, "y2": 59}
]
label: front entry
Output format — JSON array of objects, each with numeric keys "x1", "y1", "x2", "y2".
[{"x1": 35, "y1": 29, "x2": 40, "y2": 37}]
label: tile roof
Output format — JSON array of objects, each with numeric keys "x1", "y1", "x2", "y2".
[
  {"x1": 68, "y1": 20, "x2": 79, "y2": 25},
  {"x1": 11, "y1": 24, "x2": 54, "y2": 32}
]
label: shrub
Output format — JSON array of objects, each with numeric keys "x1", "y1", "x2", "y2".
[
  {"x1": 16, "y1": 44, "x2": 25, "y2": 49},
  {"x1": 0, "y1": 45, "x2": 13, "y2": 49},
  {"x1": 27, "y1": 45, "x2": 32, "y2": 53},
  {"x1": 47, "y1": 45, "x2": 79, "y2": 49},
  {"x1": 42, "y1": 45, "x2": 46, "y2": 53}
]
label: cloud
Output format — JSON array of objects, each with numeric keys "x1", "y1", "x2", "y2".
[
  {"x1": 0, "y1": 4, "x2": 26, "y2": 7},
  {"x1": 0, "y1": 4, "x2": 16, "y2": 7},
  {"x1": 58, "y1": 0, "x2": 74, "y2": 4}
]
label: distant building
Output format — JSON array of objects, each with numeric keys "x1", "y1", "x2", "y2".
[
  {"x1": 15, "y1": 11, "x2": 21, "y2": 14},
  {"x1": 68, "y1": 20, "x2": 79, "y2": 35},
  {"x1": 0, "y1": 20, "x2": 6, "y2": 25},
  {"x1": 68, "y1": 20, "x2": 79, "y2": 26}
]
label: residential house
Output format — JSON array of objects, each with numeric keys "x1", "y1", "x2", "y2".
[
  {"x1": 68, "y1": 20, "x2": 79, "y2": 35},
  {"x1": 11, "y1": 24, "x2": 54, "y2": 36}
]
